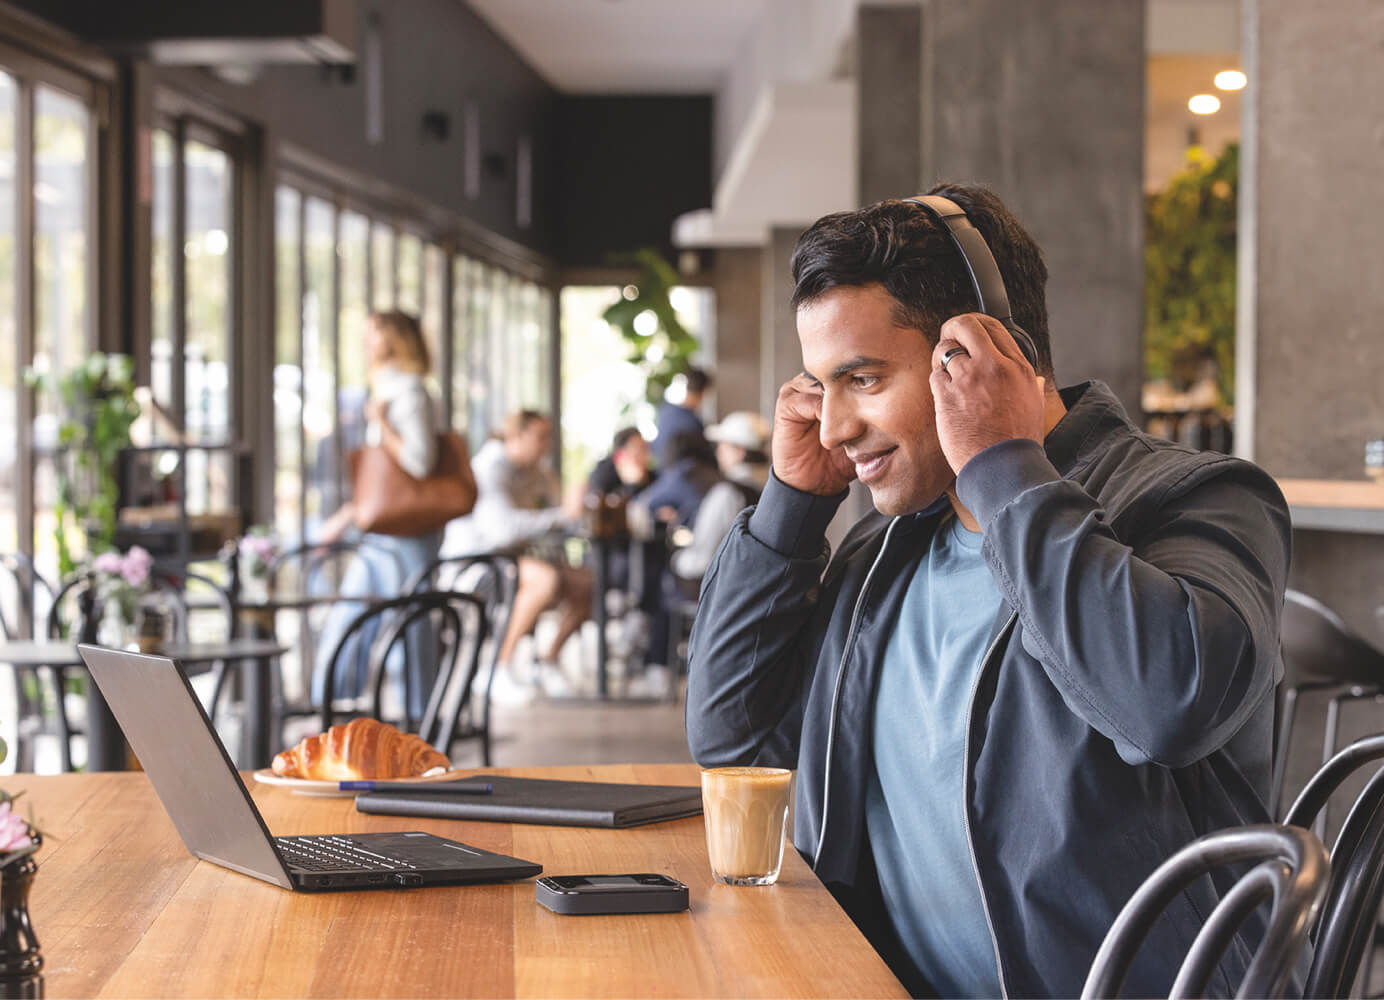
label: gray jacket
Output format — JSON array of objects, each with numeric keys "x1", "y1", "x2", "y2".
[{"x1": 686, "y1": 381, "x2": 1291, "y2": 998}]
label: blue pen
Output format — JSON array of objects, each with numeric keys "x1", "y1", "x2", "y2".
[{"x1": 338, "y1": 780, "x2": 494, "y2": 794}]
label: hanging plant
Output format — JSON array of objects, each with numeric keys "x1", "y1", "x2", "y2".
[
  {"x1": 601, "y1": 248, "x2": 701, "y2": 406},
  {"x1": 23, "y1": 353, "x2": 140, "y2": 576},
  {"x1": 1145, "y1": 141, "x2": 1238, "y2": 405}
]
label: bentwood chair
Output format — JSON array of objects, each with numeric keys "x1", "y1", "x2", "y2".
[
  {"x1": 405, "y1": 553, "x2": 518, "y2": 763},
  {"x1": 315, "y1": 591, "x2": 489, "y2": 762},
  {"x1": 1081, "y1": 825, "x2": 1329, "y2": 1000},
  {"x1": 1283, "y1": 733, "x2": 1384, "y2": 998},
  {"x1": 1274, "y1": 590, "x2": 1384, "y2": 833}
]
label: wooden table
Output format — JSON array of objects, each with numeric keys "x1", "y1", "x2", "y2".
[{"x1": 10, "y1": 764, "x2": 906, "y2": 998}]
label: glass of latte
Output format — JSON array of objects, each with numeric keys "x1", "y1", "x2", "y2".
[{"x1": 700, "y1": 766, "x2": 793, "y2": 886}]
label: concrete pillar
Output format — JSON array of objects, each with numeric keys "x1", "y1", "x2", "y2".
[
  {"x1": 858, "y1": 4, "x2": 923, "y2": 205},
  {"x1": 1246, "y1": 0, "x2": 1384, "y2": 636},
  {"x1": 712, "y1": 247, "x2": 764, "y2": 419},
  {"x1": 760, "y1": 226, "x2": 804, "y2": 417},
  {"x1": 920, "y1": 0, "x2": 1146, "y2": 415}
]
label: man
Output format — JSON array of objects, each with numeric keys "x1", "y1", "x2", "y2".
[
  {"x1": 443, "y1": 410, "x2": 589, "y2": 702},
  {"x1": 587, "y1": 426, "x2": 655, "y2": 499},
  {"x1": 654, "y1": 366, "x2": 712, "y2": 469},
  {"x1": 685, "y1": 185, "x2": 1289, "y2": 997}
]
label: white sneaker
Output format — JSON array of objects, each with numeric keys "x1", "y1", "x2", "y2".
[
  {"x1": 624, "y1": 663, "x2": 671, "y2": 699},
  {"x1": 533, "y1": 660, "x2": 573, "y2": 698},
  {"x1": 475, "y1": 662, "x2": 536, "y2": 707}
]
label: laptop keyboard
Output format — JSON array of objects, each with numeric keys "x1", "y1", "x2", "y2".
[{"x1": 276, "y1": 835, "x2": 419, "y2": 873}]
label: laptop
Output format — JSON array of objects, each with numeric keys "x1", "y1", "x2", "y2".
[{"x1": 77, "y1": 644, "x2": 542, "y2": 891}]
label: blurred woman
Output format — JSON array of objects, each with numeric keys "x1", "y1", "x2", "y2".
[{"x1": 315, "y1": 310, "x2": 441, "y2": 721}]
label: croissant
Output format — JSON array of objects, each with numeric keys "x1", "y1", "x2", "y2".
[{"x1": 271, "y1": 718, "x2": 450, "y2": 780}]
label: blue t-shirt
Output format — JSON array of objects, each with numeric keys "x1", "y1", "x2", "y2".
[{"x1": 866, "y1": 512, "x2": 1004, "y2": 998}]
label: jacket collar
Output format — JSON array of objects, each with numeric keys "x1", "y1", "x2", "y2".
[{"x1": 1044, "y1": 380, "x2": 1133, "y2": 478}]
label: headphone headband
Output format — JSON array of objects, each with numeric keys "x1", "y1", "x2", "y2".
[{"x1": 906, "y1": 195, "x2": 1039, "y2": 368}]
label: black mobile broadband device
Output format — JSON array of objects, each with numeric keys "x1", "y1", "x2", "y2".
[{"x1": 535, "y1": 874, "x2": 690, "y2": 915}]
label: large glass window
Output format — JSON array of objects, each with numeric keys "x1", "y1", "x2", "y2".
[
  {"x1": 396, "y1": 231, "x2": 422, "y2": 315},
  {"x1": 422, "y1": 243, "x2": 446, "y2": 397},
  {"x1": 370, "y1": 222, "x2": 393, "y2": 310},
  {"x1": 0, "y1": 72, "x2": 15, "y2": 555},
  {"x1": 273, "y1": 187, "x2": 302, "y2": 543},
  {"x1": 150, "y1": 128, "x2": 174, "y2": 419},
  {"x1": 273, "y1": 182, "x2": 555, "y2": 540},
  {"x1": 32, "y1": 84, "x2": 92, "y2": 582},
  {"x1": 182, "y1": 139, "x2": 233, "y2": 513},
  {"x1": 301, "y1": 196, "x2": 336, "y2": 537}
]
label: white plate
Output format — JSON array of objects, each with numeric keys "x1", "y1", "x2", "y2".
[{"x1": 251, "y1": 767, "x2": 462, "y2": 797}]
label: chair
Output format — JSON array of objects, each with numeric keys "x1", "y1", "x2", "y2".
[
  {"x1": 1273, "y1": 590, "x2": 1384, "y2": 830},
  {"x1": 264, "y1": 539, "x2": 407, "y2": 729},
  {"x1": 405, "y1": 553, "x2": 518, "y2": 765},
  {"x1": 315, "y1": 591, "x2": 490, "y2": 763},
  {"x1": 1080, "y1": 824, "x2": 1329, "y2": 1000},
  {"x1": 0, "y1": 553, "x2": 56, "y2": 772},
  {"x1": 1283, "y1": 733, "x2": 1384, "y2": 998}
]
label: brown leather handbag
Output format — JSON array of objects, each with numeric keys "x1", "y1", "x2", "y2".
[{"x1": 348, "y1": 430, "x2": 477, "y2": 537}]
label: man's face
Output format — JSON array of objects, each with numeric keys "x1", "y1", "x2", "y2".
[{"x1": 797, "y1": 283, "x2": 951, "y2": 516}]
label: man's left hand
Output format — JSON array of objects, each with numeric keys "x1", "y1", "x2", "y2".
[{"x1": 930, "y1": 313, "x2": 1046, "y2": 473}]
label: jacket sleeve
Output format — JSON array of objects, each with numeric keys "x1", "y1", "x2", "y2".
[
  {"x1": 684, "y1": 472, "x2": 845, "y2": 769},
  {"x1": 672, "y1": 482, "x2": 742, "y2": 580},
  {"x1": 956, "y1": 438, "x2": 1291, "y2": 769}
]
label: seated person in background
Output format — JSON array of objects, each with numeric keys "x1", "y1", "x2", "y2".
[
  {"x1": 630, "y1": 431, "x2": 721, "y2": 530},
  {"x1": 442, "y1": 409, "x2": 588, "y2": 702},
  {"x1": 654, "y1": 366, "x2": 712, "y2": 470},
  {"x1": 670, "y1": 411, "x2": 771, "y2": 583},
  {"x1": 587, "y1": 426, "x2": 655, "y2": 498},
  {"x1": 685, "y1": 185, "x2": 1290, "y2": 997}
]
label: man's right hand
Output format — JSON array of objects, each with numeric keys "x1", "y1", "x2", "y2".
[{"x1": 771, "y1": 375, "x2": 856, "y2": 496}]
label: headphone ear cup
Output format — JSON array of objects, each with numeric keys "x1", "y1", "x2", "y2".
[{"x1": 1004, "y1": 321, "x2": 1039, "y2": 370}]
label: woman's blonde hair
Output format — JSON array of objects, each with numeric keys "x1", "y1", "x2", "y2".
[{"x1": 369, "y1": 310, "x2": 431, "y2": 375}]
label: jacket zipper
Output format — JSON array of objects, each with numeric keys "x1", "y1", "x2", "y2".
[
  {"x1": 813, "y1": 517, "x2": 900, "y2": 870},
  {"x1": 963, "y1": 610, "x2": 1019, "y2": 999}
]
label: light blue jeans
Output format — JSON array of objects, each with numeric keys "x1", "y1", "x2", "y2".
[{"x1": 311, "y1": 530, "x2": 441, "y2": 724}]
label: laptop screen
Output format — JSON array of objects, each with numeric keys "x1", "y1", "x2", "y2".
[{"x1": 77, "y1": 645, "x2": 294, "y2": 888}]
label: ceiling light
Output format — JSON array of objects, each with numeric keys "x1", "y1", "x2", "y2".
[
  {"x1": 1188, "y1": 94, "x2": 1221, "y2": 115},
  {"x1": 1214, "y1": 69, "x2": 1247, "y2": 91}
]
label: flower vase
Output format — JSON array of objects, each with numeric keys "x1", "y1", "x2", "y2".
[{"x1": 0, "y1": 835, "x2": 42, "y2": 999}]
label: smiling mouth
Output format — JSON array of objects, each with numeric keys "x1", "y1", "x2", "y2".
[{"x1": 852, "y1": 448, "x2": 895, "y2": 483}]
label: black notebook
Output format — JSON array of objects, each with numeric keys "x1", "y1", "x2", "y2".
[{"x1": 354, "y1": 775, "x2": 703, "y2": 829}]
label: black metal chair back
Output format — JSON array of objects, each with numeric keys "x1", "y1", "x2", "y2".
[
  {"x1": 406, "y1": 553, "x2": 518, "y2": 764},
  {"x1": 1080, "y1": 824, "x2": 1329, "y2": 1000},
  {"x1": 0, "y1": 553, "x2": 53, "y2": 641},
  {"x1": 1274, "y1": 590, "x2": 1384, "y2": 827},
  {"x1": 1282, "y1": 733, "x2": 1384, "y2": 998},
  {"x1": 317, "y1": 591, "x2": 488, "y2": 761}
]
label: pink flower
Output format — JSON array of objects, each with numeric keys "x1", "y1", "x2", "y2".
[
  {"x1": 0, "y1": 802, "x2": 31, "y2": 852},
  {"x1": 120, "y1": 546, "x2": 153, "y2": 588},
  {"x1": 93, "y1": 552, "x2": 123, "y2": 575}
]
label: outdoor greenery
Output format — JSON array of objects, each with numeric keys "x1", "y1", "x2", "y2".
[
  {"x1": 24, "y1": 353, "x2": 139, "y2": 577},
  {"x1": 1145, "y1": 141, "x2": 1239, "y2": 404},
  {"x1": 602, "y1": 249, "x2": 701, "y2": 405}
]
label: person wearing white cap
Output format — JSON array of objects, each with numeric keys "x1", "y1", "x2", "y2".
[{"x1": 671, "y1": 410, "x2": 771, "y2": 582}]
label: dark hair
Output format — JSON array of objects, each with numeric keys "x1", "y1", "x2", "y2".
[
  {"x1": 670, "y1": 430, "x2": 716, "y2": 466},
  {"x1": 611, "y1": 426, "x2": 643, "y2": 452},
  {"x1": 502, "y1": 409, "x2": 549, "y2": 440},
  {"x1": 789, "y1": 183, "x2": 1052, "y2": 376},
  {"x1": 685, "y1": 367, "x2": 712, "y2": 394}
]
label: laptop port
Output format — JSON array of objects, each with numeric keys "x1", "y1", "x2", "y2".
[{"x1": 316, "y1": 876, "x2": 331, "y2": 887}]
